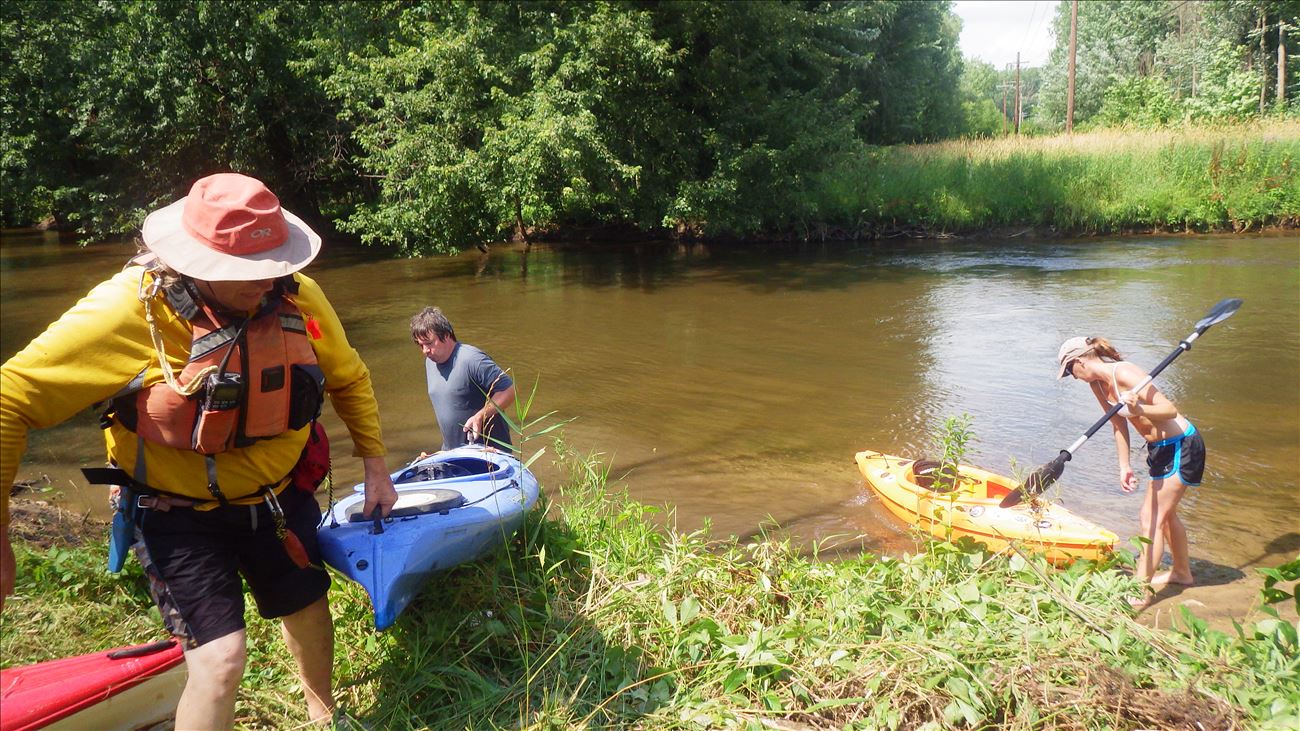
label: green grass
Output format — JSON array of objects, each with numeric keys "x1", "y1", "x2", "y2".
[
  {"x1": 4, "y1": 440, "x2": 1298, "y2": 729},
  {"x1": 813, "y1": 120, "x2": 1300, "y2": 237},
  {"x1": 0, "y1": 542, "x2": 161, "y2": 662}
]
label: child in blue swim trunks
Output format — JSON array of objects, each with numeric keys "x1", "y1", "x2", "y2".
[{"x1": 1057, "y1": 336, "x2": 1205, "y2": 608}]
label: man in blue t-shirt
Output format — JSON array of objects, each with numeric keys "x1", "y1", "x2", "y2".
[{"x1": 410, "y1": 307, "x2": 516, "y2": 451}]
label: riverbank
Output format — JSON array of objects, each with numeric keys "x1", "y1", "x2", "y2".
[
  {"x1": 518, "y1": 122, "x2": 1300, "y2": 245},
  {"x1": 15, "y1": 122, "x2": 1299, "y2": 251},
  {"x1": 803, "y1": 120, "x2": 1300, "y2": 242},
  {"x1": 3, "y1": 444, "x2": 1296, "y2": 730}
]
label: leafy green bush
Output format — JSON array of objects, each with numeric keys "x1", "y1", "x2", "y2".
[
  {"x1": 1094, "y1": 76, "x2": 1180, "y2": 128},
  {"x1": 1184, "y1": 41, "x2": 1263, "y2": 122},
  {"x1": 960, "y1": 99, "x2": 1007, "y2": 139}
]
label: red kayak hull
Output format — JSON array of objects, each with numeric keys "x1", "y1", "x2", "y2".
[{"x1": 1, "y1": 640, "x2": 185, "y2": 731}]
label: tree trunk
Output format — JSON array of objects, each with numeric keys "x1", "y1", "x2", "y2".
[{"x1": 514, "y1": 195, "x2": 529, "y2": 244}]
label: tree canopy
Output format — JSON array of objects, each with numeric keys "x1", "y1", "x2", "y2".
[
  {"x1": 1035, "y1": 0, "x2": 1299, "y2": 129},
  {"x1": 1, "y1": 0, "x2": 1292, "y2": 252},
  {"x1": 2, "y1": 0, "x2": 974, "y2": 251}
]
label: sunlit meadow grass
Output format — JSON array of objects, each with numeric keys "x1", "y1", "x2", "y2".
[
  {"x1": 817, "y1": 120, "x2": 1300, "y2": 237},
  {"x1": 3, "y1": 440, "x2": 1297, "y2": 729}
]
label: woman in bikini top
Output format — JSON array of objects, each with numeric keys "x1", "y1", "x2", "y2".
[
  {"x1": 1097, "y1": 360, "x2": 1192, "y2": 442},
  {"x1": 1056, "y1": 335, "x2": 1201, "y2": 608}
]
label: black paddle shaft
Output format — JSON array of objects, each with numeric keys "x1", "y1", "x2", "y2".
[
  {"x1": 1075, "y1": 339, "x2": 1194, "y2": 444},
  {"x1": 1069, "y1": 297, "x2": 1242, "y2": 451},
  {"x1": 1001, "y1": 298, "x2": 1242, "y2": 508}
]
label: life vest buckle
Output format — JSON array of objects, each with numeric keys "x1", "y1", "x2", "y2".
[{"x1": 135, "y1": 494, "x2": 199, "y2": 512}]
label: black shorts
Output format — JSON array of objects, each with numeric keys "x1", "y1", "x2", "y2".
[
  {"x1": 1145, "y1": 423, "x2": 1205, "y2": 486},
  {"x1": 132, "y1": 486, "x2": 330, "y2": 648}
]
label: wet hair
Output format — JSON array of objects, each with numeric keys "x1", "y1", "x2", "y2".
[
  {"x1": 1086, "y1": 336, "x2": 1123, "y2": 362},
  {"x1": 410, "y1": 306, "x2": 456, "y2": 343}
]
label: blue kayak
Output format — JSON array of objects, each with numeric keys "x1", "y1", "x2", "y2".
[{"x1": 317, "y1": 445, "x2": 540, "y2": 631}]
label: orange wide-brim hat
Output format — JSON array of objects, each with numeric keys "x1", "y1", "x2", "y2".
[{"x1": 142, "y1": 173, "x2": 321, "y2": 281}]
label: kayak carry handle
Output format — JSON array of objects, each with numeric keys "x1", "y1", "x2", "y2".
[{"x1": 107, "y1": 639, "x2": 177, "y2": 659}]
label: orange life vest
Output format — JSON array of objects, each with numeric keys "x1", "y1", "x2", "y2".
[{"x1": 107, "y1": 277, "x2": 325, "y2": 456}]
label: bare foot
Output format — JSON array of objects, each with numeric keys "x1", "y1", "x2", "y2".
[
  {"x1": 1150, "y1": 570, "x2": 1194, "y2": 588},
  {"x1": 1127, "y1": 595, "x2": 1151, "y2": 611}
]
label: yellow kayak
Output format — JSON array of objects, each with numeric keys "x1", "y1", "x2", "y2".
[{"x1": 855, "y1": 450, "x2": 1117, "y2": 565}]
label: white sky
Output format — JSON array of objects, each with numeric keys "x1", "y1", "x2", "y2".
[{"x1": 952, "y1": 0, "x2": 1058, "y2": 70}]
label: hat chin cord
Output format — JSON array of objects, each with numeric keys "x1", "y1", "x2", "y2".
[{"x1": 138, "y1": 268, "x2": 215, "y2": 397}]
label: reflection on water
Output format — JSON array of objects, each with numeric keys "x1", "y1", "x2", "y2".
[{"x1": 3, "y1": 230, "x2": 1297, "y2": 573}]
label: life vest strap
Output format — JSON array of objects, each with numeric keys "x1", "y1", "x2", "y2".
[
  {"x1": 83, "y1": 466, "x2": 289, "y2": 509},
  {"x1": 81, "y1": 467, "x2": 211, "y2": 505},
  {"x1": 204, "y1": 454, "x2": 229, "y2": 506}
]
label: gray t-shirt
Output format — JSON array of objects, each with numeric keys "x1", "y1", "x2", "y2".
[{"x1": 425, "y1": 342, "x2": 514, "y2": 450}]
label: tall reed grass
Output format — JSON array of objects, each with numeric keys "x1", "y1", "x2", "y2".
[
  {"x1": 815, "y1": 120, "x2": 1300, "y2": 237},
  {"x1": 3, "y1": 441, "x2": 1296, "y2": 729}
]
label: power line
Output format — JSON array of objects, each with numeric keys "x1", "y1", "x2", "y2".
[
  {"x1": 1012, "y1": 1, "x2": 1055, "y2": 69},
  {"x1": 1028, "y1": 1, "x2": 1053, "y2": 66},
  {"x1": 1161, "y1": 0, "x2": 1195, "y2": 19},
  {"x1": 1019, "y1": 1, "x2": 1041, "y2": 59}
]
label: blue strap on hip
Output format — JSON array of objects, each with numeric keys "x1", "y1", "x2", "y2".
[{"x1": 1148, "y1": 421, "x2": 1196, "y2": 449}]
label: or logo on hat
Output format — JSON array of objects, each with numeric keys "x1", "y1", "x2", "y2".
[{"x1": 179, "y1": 176, "x2": 289, "y2": 256}]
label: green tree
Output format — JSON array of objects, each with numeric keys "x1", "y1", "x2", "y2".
[
  {"x1": 1183, "y1": 39, "x2": 1267, "y2": 119},
  {"x1": 1093, "y1": 76, "x2": 1179, "y2": 126},
  {"x1": 328, "y1": 1, "x2": 673, "y2": 253},
  {"x1": 2, "y1": 0, "x2": 973, "y2": 249},
  {"x1": 1, "y1": 0, "x2": 97, "y2": 228},
  {"x1": 330, "y1": 1, "x2": 968, "y2": 251},
  {"x1": 1194, "y1": 0, "x2": 1300, "y2": 113},
  {"x1": 1036, "y1": 0, "x2": 1300, "y2": 129},
  {"x1": 959, "y1": 58, "x2": 1006, "y2": 137},
  {"x1": 855, "y1": 0, "x2": 964, "y2": 143},
  {"x1": 1036, "y1": 0, "x2": 1175, "y2": 129},
  {"x1": 654, "y1": 0, "x2": 897, "y2": 235},
  {"x1": 1, "y1": 0, "x2": 344, "y2": 237}
]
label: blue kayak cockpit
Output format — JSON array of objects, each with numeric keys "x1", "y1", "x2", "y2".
[
  {"x1": 345, "y1": 452, "x2": 516, "y2": 522},
  {"x1": 394, "y1": 456, "x2": 506, "y2": 484}
]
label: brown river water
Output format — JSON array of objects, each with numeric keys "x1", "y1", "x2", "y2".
[{"x1": 3, "y1": 230, "x2": 1298, "y2": 589}]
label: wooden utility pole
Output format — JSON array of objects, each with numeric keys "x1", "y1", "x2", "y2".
[
  {"x1": 1260, "y1": 13, "x2": 1268, "y2": 114},
  {"x1": 1067, "y1": 0, "x2": 1078, "y2": 134},
  {"x1": 1014, "y1": 53, "x2": 1022, "y2": 135},
  {"x1": 1280, "y1": 20, "x2": 1288, "y2": 108},
  {"x1": 1001, "y1": 79, "x2": 1009, "y2": 135}
]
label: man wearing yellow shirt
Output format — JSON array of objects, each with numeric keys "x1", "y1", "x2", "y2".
[{"x1": 0, "y1": 173, "x2": 398, "y2": 728}]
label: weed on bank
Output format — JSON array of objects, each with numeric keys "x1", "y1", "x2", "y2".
[
  {"x1": 3, "y1": 444, "x2": 1297, "y2": 729},
  {"x1": 818, "y1": 121, "x2": 1300, "y2": 238}
]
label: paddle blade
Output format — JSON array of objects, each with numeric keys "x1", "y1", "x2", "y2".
[
  {"x1": 1025, "y1": 453, "x2": 1068, "y2": 493},
  {"x1": 1195, "y1": 298, "x2": 1242, "y2": 332},
  {"x1": 999, "y1": 451, "x2": 1070, "y2": 508}
]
